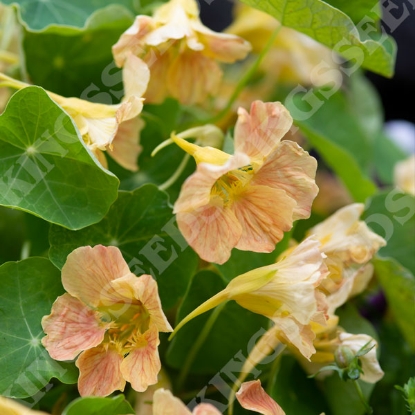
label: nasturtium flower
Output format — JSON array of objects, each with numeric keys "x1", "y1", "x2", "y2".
[
  {"x1": 153, "y1": 388, "x2": 221, "y2": 415},
  {"x1": 236, "y1": 380, "x2": 285, "y2": 415},
  {"x1": 112, "y1": 0, "x2": 251, "y2": 105},
  {"x1": 42, "y1": 245, "x2": 172, "y2": 397},
  {"x1": 394, "y1": 154, "x2": 415, "y2": 195},
  {"x1": 171, "y1": 237, "x2": 328, "y2": 354},
  {"x1": 173, "y1": 100, "x2": 318, "y2": 264}
]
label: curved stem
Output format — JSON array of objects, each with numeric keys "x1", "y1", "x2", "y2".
[
  {"x1": 0, "y1": 71, "x2": 27, "y2": 89},
  {"x1": 176, "y1": 302, "x2": 227, "y2": 391},
  {"x1": 0, "y1": 50, "x2": 18, "y2": 65},
  {"x1": 266, "y1": 344, "x2": 285, "y2": 395},
  {"x1": 158, "y1": 153, "x2": 190, "y2": 191},
  {"x1": 353, "y1": 380, "x2": 373, "y2": 414}
]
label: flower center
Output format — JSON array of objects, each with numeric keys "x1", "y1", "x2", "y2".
[
  {"x1": 211, "y1": 165, "x2": 254, "y2": 205},
  {"x1": 99, "y1": 302, "x2": 150, "y2": 349}
]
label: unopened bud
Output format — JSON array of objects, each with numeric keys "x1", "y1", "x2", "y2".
[{"x1": 334, "y1": 345, "x2": 355, "y2": 368}]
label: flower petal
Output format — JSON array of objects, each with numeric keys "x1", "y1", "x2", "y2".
[
  {"x1": 112, "y1": 15, "x2": 154, "y2": 66},
  {"x1": 309, "y1": 203, "x2": 386, "y2": 264},
  {"x1": 193, "y1": 20, "x2": 251, "y2": 63},
  {"x1": 176, "y1": 197, "x2": 242, "y2": 264},
  {"x1": 153, "y1": 389, "x2": 192, "y2": 415},
  {"x1": 253, "y1": 140, "x2": 318, "y2": 220},
  {"x1": 236, "y1": 380, "x2": 285, "y2": 415},
  {"x1": 167, "y1": 51, "x2": 222, "y2": 105},
  {"x1": 122, "y1": 52, "x2": 150, "y2": 100},
  {"x1": 62, "y1": 245, "x2": 131, "y2": 308},
  {"x1": 109, "y1": 117, "x2": 145, "y2": 171},
  {"x1": 234, "y1": 101, "x2": 293, "y2": 161},
  {"x1": 76, "y1": 345, "x2": 125, "y2": 396},
  {"x1": 272, "y1": 316, "x2": 316, "y2": 360},
  {"x1": 0, "y1": 396, "x2": 49, "y2": 414},
  {"x1": 232, "y1": 184, "x2": 296, "y2": 252},
  {"x1": 193, "y1": 403, "x2": 223, "y2": 415},
  {"x1": 41, "y1": 294, "x2": 106, "y2": 361},
  {"x1": 120, "y1": 325, "x2": 161, "y2": 392},
  {"x1": 110, "y1": 273, "x2": 172, "y2": 332}
]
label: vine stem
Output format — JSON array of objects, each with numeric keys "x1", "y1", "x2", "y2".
[
  {"x1": 158, "y1": 153, "x2": 191, "y2": 191},
  {"x1": 353, "y1": 380, "x2": 373, "y2": 414},
  {"x1": 176, "y1": 302, "x2": 227, "y2": 391}
]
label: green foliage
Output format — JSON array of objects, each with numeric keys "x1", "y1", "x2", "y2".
[
  {"x1": 0, "y1": 87, "x2": 119, "y2": 230},
  {"x1": 374, "y1": 258, "x2": 415, "y2": 349},
  {"x1": 364, "y1": 192, "x2": 415, "y2": 274},
  {"x1": 62, "y1": 394, "x2": 135, "y2": 415},
  {"x1": 395, "y1": 377, "x2": 415, "y2": 415},
  {"x1": 0, "y1": 258, "x2": 78, "y2": 398},
  {"x1": 240, "y1": 0, "x2": 396, "y2": 77},
  {"x1": 2, "y1": 0, "x2": 136, "y2": 30},
  {"x1": 49, "y1": 185, "x2": 198, "y2": 310},
  {"x1": 23, "y1": 6, "x2": 134, "y2": 97},
  {"x1": 166, "y1": 270, "x2": 268, "y2": 375}
]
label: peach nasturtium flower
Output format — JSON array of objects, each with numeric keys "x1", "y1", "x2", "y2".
[
  {"x1": 152, "y1": 388, "x2": 221, "y2": 415},
  {"x1": 0, "y1": 396, "x2": 48, "y2": 415},
  {"x1": 170, "y1": 237, "x2": 328, "y2": 357},
  {"x1": 173, "y1": 100, "x2": 318, "y2": 264},
  {"x1": 42, "y1": 245, "x2": 172, "y2": 397},
  {"x1": 112, "y1": 0, "x2": 251, "y2": 105},
  {"x1": 236, "y1": 380, "x2": 285, "y2": 415}
]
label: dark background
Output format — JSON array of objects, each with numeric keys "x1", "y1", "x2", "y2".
[{"x1": 198, "y1": 0, "x2": 415, "y2": 124}]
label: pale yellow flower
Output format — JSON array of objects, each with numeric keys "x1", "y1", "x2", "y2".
[
  {"x1": 170, "y1": 237, "x2": 329, "y2": 360},
  {"x1": 394, "y1": 155, "x2": 415, "y2": 195},
  {"x1": 112, "y1": 0, "x2": 251, "y2": 105}
]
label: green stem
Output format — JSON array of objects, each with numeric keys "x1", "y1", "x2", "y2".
[
  {"x1": 0, "y1": 50, "x2": 18, "y2": 64},
  {"x1": 0, "y1": 71, "x2": 27, "y2": 89},
  {"x1": 176, "y1": 302, "x2": 227, "y2": 391},
  {"x1": 353, "y1": 380, "x2": 373, "y2": 414},
  {"x1": 266, "y1": 343, "x2": 286, "y2": 395},
  {"x1": 158, "y1": 153, "x2": 190, "y2": 191},
  {"x1": 185, "y1": 25, "x2": 281, "y2": 129}
]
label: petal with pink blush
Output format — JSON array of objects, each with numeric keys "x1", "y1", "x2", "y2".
[
  {"x1": 110, "y1": 273, "x2": 172, "y2": 332},
  {"x1": 234, "y1": 101, "x2": 293, "y2": 161},
  {"x1": 109, "y1": 117, "x2": 145, "y2": 171},
  {"x1": 121, "y1": 325, "x2": 161, "y2": 392},
  {"x1": 153, "y1": 389, "x2": 192, "y2": 415},
  {"x1": 236, "y1": 380, "x2": 285, "y2": 415},
  {"x1": 76, "y1": 345, "x2": 125, "y2": 396},
  {"x1": 176, "y1": 197, "x2": 242, "y2": 264},
  {"x1": 62, "y1": 245, "x2": 131, "y2": 307},
  {"x1": 233, "y1": 185, "x2": 295, "y2": 252},
  {"x1": 253, "y1": 140, "x2": 318, "y2": 220},
  {"x1": 41, "y1": 294, "x2": 107, "y2": 361}
]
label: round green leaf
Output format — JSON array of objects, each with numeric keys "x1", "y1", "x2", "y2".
[
  {"x1": 23, "y1": 6, "x2": 134, "y2": 98},
  {"x1": 49, "y1": 185, "x2": 198, "y2": 309},
  {"x1": 241, "y1": 0, "x2": 396, "y2": 77},
  {"x1": 3, "y1": 0, "x2": 136, "y2": 31},
  {"x1": 0, "y1": 257, "x2": 78, "y2": 398},
  {"x1": 0, "y1": 86, "x2": 119, "y2": 230},
  {"x1": 62, "y1": 395, "x2": 134, "y2": 415}
]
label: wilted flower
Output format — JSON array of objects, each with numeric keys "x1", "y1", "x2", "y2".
[
  {"x1": 42, "y1": 245, "x2": 172, "y2": 396},
  {"x1": 394, "y1": 154, "x2": 415, "y2": 195},
  {"x1": 153, "y1": 388, "x2": 221, "y2": 415},
  {"x1": 236, "y1": 380, "x2": 285, "y2": 415},
  {"x1": 112, "y1": 0, "x2": 251, "y2": 105},
  {"x1": 173, "y1": 100, "x2": 318, "y2": 264},
  {"x1": 170, "y1": 237, "x2": 328, "y2": 358}
]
